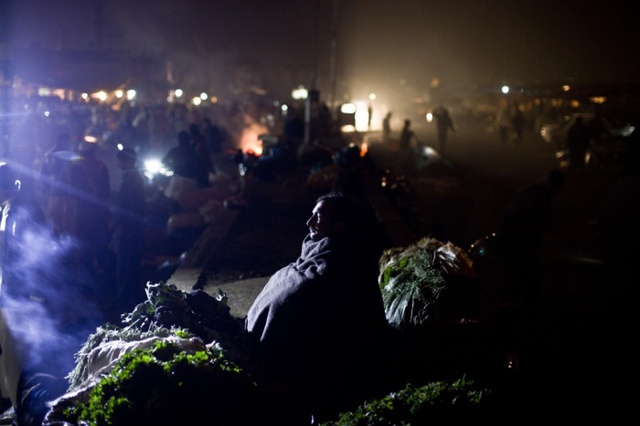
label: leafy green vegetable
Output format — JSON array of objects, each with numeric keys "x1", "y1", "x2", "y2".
[
  {"x1": 378, "y1": 237, "x2": 474, "y2": 329},
  {"x1": 61, "y1": 339, "x2": 260, "y2": 426},
  {"x1": 319, "y1": 377, "x2": 490, "y2": 425}
]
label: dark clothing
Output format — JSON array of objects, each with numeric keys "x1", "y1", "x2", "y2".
[
  {"x1": 567, "y1": 119, "x2": 591, "y2": 171},
  {"x1": 497, "y1": 179, "x2": 560, "y2": 306},
  {"x1": 161, "y1": 144, "x2": 202, "y2": 182},
  {"x1": 112, "y1": 168, "x2": 146, "y2": 311},
  {"x1": 433, "y1": 107, "x2": 455, "y2": 154},
  {"x1": 66, "y1": 155, "x2": 111, "y2": 257},
  {"x1": 245, "y1": 233, "x2": 388, "y2": 420}
]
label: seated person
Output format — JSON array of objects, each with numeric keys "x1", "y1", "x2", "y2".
[{"x1": 245, "y1": 192, "x2": 390, "y2": 422}]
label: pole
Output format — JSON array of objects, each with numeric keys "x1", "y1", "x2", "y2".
[{"x1": 328, "y1": 0, "x2": 339, "y2": 114}]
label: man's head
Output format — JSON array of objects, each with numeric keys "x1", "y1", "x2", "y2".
[{"x1": 306, "y1": 192, "x2": 356, "y2": 241}]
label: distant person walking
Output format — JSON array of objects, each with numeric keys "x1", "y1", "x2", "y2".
[
  {"x1": 399, "y1": 119, "x2": 415, "y2": 150},
  {"x1": 382, "y1": 112, "x2": 392, "y2": 144},
  {"x1": 432, "y1": 106, "x2": 455, "y2": 155}
]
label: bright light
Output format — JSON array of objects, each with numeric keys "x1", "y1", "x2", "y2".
[
  {"x1": 368, "y1": 93, "x2": 376, "y2": 101},
  {"x1": 200, "y1": 92, "x2": 208, "y2": 100},
  {"x1": 126, "y1": 90, "x2": 136, "y2": 100},
  {"x1": 281, "y1": 104, "x2": 289, "y2": 113},
  {"x1": 143, "y1": 158, "x2": 173, "y2": 180},
  {"x1": 115, "y1": 90, "x2": 124, "y2": 99},
  {"x1": 117, "y1": 143, "x2": 124, "y2": 151},
  {"x1": 84, "y1": 135, "x2": 98, "y2": 143},
  {"x1": 340, "y1": 103, "x2": 356, "y2": 114},
  {"x1": 562, "y1": 85, "x2": 570, "y2": 92},
  {"x1": 426, "y1": 112, "x2": 433, "y2": 123},
  {"x1": 81, "y1": 93, "x2": 89, "y2": 100},
  {"x1": 94, "y1": 91, "x2": 108, "y2": 102},
  {"x1": 209, "y1": 96, "x2": 218, "y2": 103},
  {"x1": 292, "y1": 85, "x2": 308, "y2": 100},
  {"x1": 144, "y1": 158, "x2": 163, "y2": 175},
  {"x1": 174, "y1": 89, "x2": 183, "y2": 98},
  {"x1": 501, "y1": 85, "x2": 509, "y2": 94},
  {"x1": 192, "y1": 97, "x2": 202, "y2": 106},
  {"x1": 43, "y1": 110, "x2": 50, "y2": 118}
]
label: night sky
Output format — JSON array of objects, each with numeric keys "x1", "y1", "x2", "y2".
[{"x1": 5, "y1": 0, "x2": 640, "y2": 100}]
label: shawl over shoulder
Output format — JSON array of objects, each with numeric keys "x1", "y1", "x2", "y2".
[{"x1": 245, "y1": 233, "x2": 386, "y2": 387}]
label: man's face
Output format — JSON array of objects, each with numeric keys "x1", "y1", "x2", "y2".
[{"x1": 306, "y1": 199, "x2": 334, "y2": 241}]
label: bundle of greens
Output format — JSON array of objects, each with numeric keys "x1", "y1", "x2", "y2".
[
  {"x1": 45, "y1": 282, "x2": 260, "y2": 425},
  {"x1": 47, "y1": 338, "x2": 261, "y2": 425},
  {"x1": 320, "y1": 377, "x2": 490, "y2": 425},
  {"x1": 378, "y1": 237, "x2": 475, "y2": 329}
]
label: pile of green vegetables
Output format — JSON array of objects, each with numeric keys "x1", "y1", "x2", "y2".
[
  {"x1": 320, "y1": 377, "x2": 491, "y2": 425},
  {"x1": 45, "y1": 266, "x2": 495, "y2": 425},
  {"x1": 378, "y1": 237, "x2": 475, "y2": 329},
  {"x1": 45, "y1": 282, "x2": 261, "y2": 425}
]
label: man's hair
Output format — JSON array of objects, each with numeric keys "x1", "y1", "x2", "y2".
[{"x1": 316, "y1": 192, "x2": 357, "y2": 229}]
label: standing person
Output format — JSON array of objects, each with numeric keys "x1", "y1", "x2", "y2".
[
  {"x1": 367, "y1": 103, "x2": 373, "y2": 130},
  {"x1": 432, "y1": 106, "x2": 455, "y2": 155},
  {"x1": 203, "y1": 118, "x2": 225, "y2": 158},
  {"x1": 567, "y1": 116, "x2": 591, "y2": 174},
  {"x1": 188, "y1": 123, "x2": 213, "y2": 187},
  {"x1": 382, "y1": 111, "x2": 392, "y2": 144},
  {"x1": 65, "y1": 138, "x2": 111, "y2": 299},
  {"x1": 497, "y1": 169, "x2": 566, "y2": 309},
  {"x1": 111, "y1": 148, "x2": 146, "y2": 312},
  {"x1": 245, "y1": 192, "x2": 390, "y2": 423},
  {"x1": 38, "y1": 132, "x2": 76, "y2": 236},
  {"x1": 399, "y1": 118, "x2": 415, "y2": 150}
]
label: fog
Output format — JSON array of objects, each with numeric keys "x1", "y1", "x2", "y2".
[{"x1": 5, "y1": 1, "x2": 640, "y2": 105}]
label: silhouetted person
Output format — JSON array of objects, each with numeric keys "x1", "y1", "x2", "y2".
[
  {"x1": 65, "y1": 139, "x2": 111, "y2": 298},
  {"x1": 39, "y1": 132, "x2": 76, "y2": 235},
  {"x1": 382, "y1": 111, "x2": 392, "y2": 144},
  {"x1": 111, "y1": 148, "x2": 146, "y2": 312},
  {"x1": 161, "y1": 131, "x2": 202, "y2": 182},
  {"x1": 203, "y1": 118, "x2": 225, "y2": 157},
  {"x1": 567, "y1": 116, "x2": 591, "y2": 173},
  {"x1": 432, "y1": 106, "x2": 455, "y2": 155},
  {"x1": 587, "y1": 106, "x2": 610, "y2": 143},
  {"x1": 189, "y1": 123, "x2": 213, "y2": 187},
  {"x1": 497, "y1": 169, "x2": 565, "y2": 309},
  {"x1": 245, "y1": 192, "x2": 389, "y2": 423},
  {"x1": 399, "y1": 118, "x2": 414, "y2": 150},
  {"x1": 284, "y1": 109, "x2": 304, "y2": 142}
]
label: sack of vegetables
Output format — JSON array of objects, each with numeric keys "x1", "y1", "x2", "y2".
[{"x1": 378, "y1": 236, "x2": 476, "y2": 330}]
